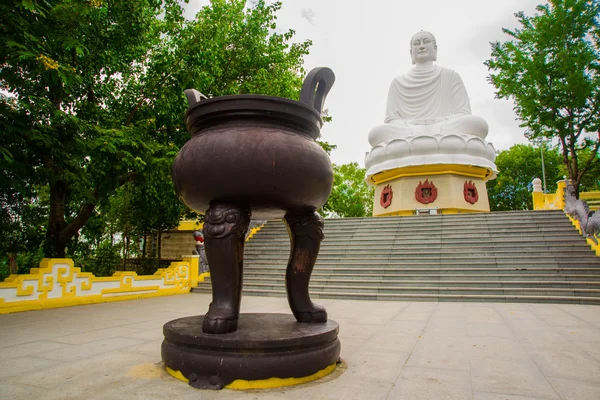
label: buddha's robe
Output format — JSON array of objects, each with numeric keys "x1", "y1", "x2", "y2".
[
  {"x1": 385, "y1": 65, "x2": 470, "y2": 123},
  {"x1": 369, "y1": 65, "x2": 488, "y2": 146}
]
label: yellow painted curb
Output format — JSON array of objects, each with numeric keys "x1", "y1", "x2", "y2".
[
  {"x1": 165, "y1": 363, "x2": 337, "y2": 390},
  {"x1": 166, "y1": 367, "x2": 189, "y2": 383},
  {"x1": 370, "y1": 164, "x2": 493, "y2": 185}
]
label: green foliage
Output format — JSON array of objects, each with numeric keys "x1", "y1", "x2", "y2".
[
  {"x1": 323, "y1": 162, "x2": 373, "y2": 218},
  {"x1": 78, "y1": 240, "x2": 121, "y2": 277},
  {"x1": 485, "y1": 0, "x2": 600, "y2": 196},
  {"x1": 1, "y1": 0, "x2": 312, "y2": 265},
  {"x1": 487, "y1": 144, "x2": 563, "y2": 210},
  {"x1": 317, "y1": 140, "x2": 337, "y2": 156}
]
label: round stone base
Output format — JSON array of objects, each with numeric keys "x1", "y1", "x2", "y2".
[{"x1": 161, "y1": 313, "x2": 341, "y2": 390}]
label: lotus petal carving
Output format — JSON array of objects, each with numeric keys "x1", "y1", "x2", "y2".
[{"x1": 365, "y1": 133, "x2": 497, "y2": 182}]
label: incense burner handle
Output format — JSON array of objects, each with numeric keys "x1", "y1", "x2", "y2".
[{"x1": 299, "y1": 67, "x2": 335, "y2": 116}]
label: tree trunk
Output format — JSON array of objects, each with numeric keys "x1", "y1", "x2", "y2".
[
  {"x1": 157, "y1": 228, "x2": 163, "y2": 268},
  {"x1": 123, "y1": 228, "x2": 130, "y2": 270},
  {"x1": 142, "y1": 232, "x2": 147, "y2": 258},
  {"x1": 46, "y1": 179, "x2": 68, "y2": 257},
  {"x1": 8, "y1": 253, "x2": 17, "y2": 275},
  {"x1": 46, "y1": 174, "x2": 99, "y2": 258},
  {"x1": 572, "y1": 179, "x2": 581, "y2": 200}
]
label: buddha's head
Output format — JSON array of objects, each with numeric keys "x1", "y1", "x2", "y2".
[{"x1": 410, "y1": 31, "x2": 437, "y2": 65}]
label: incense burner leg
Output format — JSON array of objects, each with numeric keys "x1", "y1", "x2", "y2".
[
  {"x1": 284, "y1": 211, "x2": 327, "y2": 323},
  {"x1": 202, "y1": 203, "x2": 250, "y2": 334}
]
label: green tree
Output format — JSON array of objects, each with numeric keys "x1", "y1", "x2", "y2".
[
  {"x1": 323, "y1": 162, "x2": 374, "y2": 218},
  {"x1": 1, "y1": 0, "x2": 312, "y2": 260},
  {"x1": 1, "y1": 0, "x2": 184, "y2": 258},
  {"x1": 485, "y1": 0, "x2": 600, "y2": 197},
  {"x1": 487, "y1": 144, "x2": 563, "y2": 211}
]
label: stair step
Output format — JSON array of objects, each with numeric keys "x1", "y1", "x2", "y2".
[
  {"x1": 191, "y1": 210, "x2": 600, "y2": 303},
  {"x1": 191, "y1": 287, "x2": 600, "y2": 305}
]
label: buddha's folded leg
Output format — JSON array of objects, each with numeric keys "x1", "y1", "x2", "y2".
[
  {"x1": 368, "y1": 122, "x2": 429, "y2": 146},
  {"x1": 440, "y1": 115, "x2": 489, "y2": 139}
]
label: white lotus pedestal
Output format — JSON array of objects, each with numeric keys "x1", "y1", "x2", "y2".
[{"x1": 365, "y1": 133, "x2": 497, "y2": 217}]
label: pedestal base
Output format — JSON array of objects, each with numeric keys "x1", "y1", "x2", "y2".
[
  {"x1": 370, "y1": 165, "x2": 492, "y2": 216},
  {"x1": 161, "y1": 313, "x2": 341, "y2": 390}
]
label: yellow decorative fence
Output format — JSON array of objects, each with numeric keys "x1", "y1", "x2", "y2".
[
  {"x1": 0, "y1": 220, "x2": 268, "y2": 315},
  {"x1": 0, "y1": 256, "x2": 205, "y2": 315}
]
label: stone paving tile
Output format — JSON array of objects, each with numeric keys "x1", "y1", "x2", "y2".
[
  {"x1": 121, "y1": 339, "x2": 164, "y2": 358},
  {"x1": 361, "y1": 332, "x2": 420, "y2": 354},
  {"x1": 286, "y1": 369, "x2": 394, "y2": 400},
  {"x1": 350, "y1": 313, "x2": 399, "y2": 326},
  {"x1": 528, "y1": 346, "x2": 600, "y2": 383},
  {"x1": 50, "y1": 326, "x2": 142, "y2": 345},
  {"x1": 337, "y1": 337, "x2": 367, "y2": 358},
  {"x1": 466, "y1": 306, "x2": 504, "y2": 324},
  {"x1": 2, "y1": 340, "x2": 74, "y2": 360},
  {"x1": 55, "y1": 317, "x2": 138, "y2": 331},
  {"x1": 574, "y1": 340, "x2": 600, "y2": 362},
  {"x1": 335, "y1": 321, "x2": 381, "y2": 340},
  {"x1": 406, "y1": 334, "x2": 470, "y2": 371},
  {"x1": 547, "y1": 377, "x2": 600, "y2": 400},
  {"x1": 535, "y1": 313, "x2": 590, "y2": 327},
  {"x1": 467, "y1": 336, "x2": 531, "y2": 361},
  {"x1": 36, "y1": 337, "x2": 147, "y2": 362},
  {"x1": 424, "y1": 316, "x2": 467, "y2": 333},
  {"x1": 466, "y1": 322, "x2": 514, "y2": 338},
  {"x1": 473, "y1": 391, "x2": 552, "y2": 400},
  {"x1": 525, "y1": 303, "x2": 565, "y2": 315},
  {"x1": 391, "y1": 311, "x2": 432, "y2": 322},
  {"x1": 491, "y1": 303, "x2": 530, "y2": 311},
  {"x1": 10, "y1": 350, "x2": 153, "y2": 390},
  {"x1": 123, "y1": 328, "x2": 166, "y2": 342},
  {"x1": 504, "y1": 319, "x2": 551, "y2": 335},
  {"x1": 0, "y1": 356, "x2": 64, "y2": 381},
  {"x1": 344, "y1": 350, "x2": 409, "y2": 383},
  {"x1": 516, "y1": 328, "x2": 583, "y2": 351},
  {"x1": 432, "y1": 302, "x2": 466, "y2": 317},
  {"x1": 552, "y1": 325, "x2": 600, "y2": 344},
  {"x1": 387, "y1": 366, "x2": 472, "y2": 400},
  {"x1": 470, "y1": 356, "x2": 560, "y2": 399},
  {"x1": 0, "y1": 382, "x2": 50, "y2": 400},
  {"x1": 119, "y1": 316, "x2": 180, "y2": 331},
  {"x1": 0, "y1": 326, "x2": 82, "y2": 347},
  {"x1": 384, "y1": 319, "x2": 428, "y2": 335},
  {"x1": 556, "y1": 304, "x2": 600, "y2": 322}
]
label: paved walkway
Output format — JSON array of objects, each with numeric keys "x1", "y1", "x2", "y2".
[{"x1": 1, "y1": 294, "x2": 599, "y2": 399}]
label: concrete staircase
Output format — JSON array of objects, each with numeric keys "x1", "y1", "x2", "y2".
[{"x1": 192, "y1": 210, "x2": 600, "y2": 304}]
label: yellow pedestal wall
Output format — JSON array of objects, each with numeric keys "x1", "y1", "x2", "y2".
[{"x1": 372, "y1": 173, "x2": 490, "y2": 216}]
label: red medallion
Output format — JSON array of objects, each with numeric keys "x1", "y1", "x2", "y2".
[
  {"x1": 415, "y1": 179, "x2": 438, "y2": 204},
  {"x1": 463, "y1": 180, "x2": 479, "y2": 204},
  {"x1": 380, "y1": 184, "x2": 393, "y2": 208}
]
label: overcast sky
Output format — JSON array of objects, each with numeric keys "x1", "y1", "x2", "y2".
[{"x1": 186, "y1": 0, "x2": 544, "y2": 166}]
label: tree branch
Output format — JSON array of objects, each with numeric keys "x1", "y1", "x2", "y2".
[
  {"x1": 59, "y1": 188, "x2": 99, "y2": 243},
  {"x1": 576, "y1": 131, "x2": 600, "y2": 182},
  {"x1": 125, "y1": 97, "x2": 145, "y2": 126}
]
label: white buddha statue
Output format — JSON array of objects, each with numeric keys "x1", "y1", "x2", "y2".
[{"x1": 368, "y1": 31, "x2": 488, "y2": 147}]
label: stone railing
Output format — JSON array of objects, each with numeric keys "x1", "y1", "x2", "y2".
[
  {"x1": 531, "y1": 179, "x2": 567, "y2": 210},
  {"x1": 532, "y1": 179, "x2": 600, "y2": 254},
  {"x1": 0, "y1": 256, "x2": 207, "y2": 315},
  {"x1": 533, "y1": 179, "x2": 600, "y2": 212}
]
